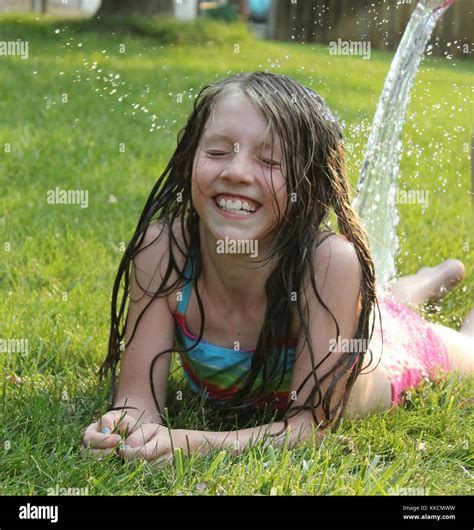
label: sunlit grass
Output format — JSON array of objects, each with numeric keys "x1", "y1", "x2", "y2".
[{"x1": 0, "y1": 15, "x2": 472, "y2": 496}]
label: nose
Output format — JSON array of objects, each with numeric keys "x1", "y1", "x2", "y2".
[{"x1": 220, "y1": 150, "x2": 256, "y2": 184}]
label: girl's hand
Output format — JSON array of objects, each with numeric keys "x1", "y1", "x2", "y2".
[
  {"x1": 80, "y1": 408, "x2": 150, "y2": 457},
  {"x1": 119, "y1": 424, "x2": 183, "y2": 466}
]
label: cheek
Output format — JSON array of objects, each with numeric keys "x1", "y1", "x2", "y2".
[
  {"x1": 263, "y1": 173, "x2": 288, "y2": 208},
  {"x1": 276, "y1": 193, "x2": 289, "y2": 217},
  {"x1": 191, "y1": 168, "x2": 214, "y2": 208},
  {"x1": 193, "y1": 155, "x2": 214, "y2": 183}
]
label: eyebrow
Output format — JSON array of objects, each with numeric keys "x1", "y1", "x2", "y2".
[{"x1": 203, "y1": 132, "x2": 276, "y2": 149}]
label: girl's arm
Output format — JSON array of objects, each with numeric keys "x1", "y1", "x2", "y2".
[
  {"x1": 173, "y1": 234, "x2": 363, "y2": 456},
  {"x1": 112, "y1": 221, "x2": 176, "y2": 423},
  {"x1": 173, "y1": 416, "x2": 315, "y2": 457}
]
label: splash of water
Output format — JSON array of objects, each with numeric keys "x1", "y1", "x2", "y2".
[{"x1": 352, "y1": 0, "x2": 455, "y2": 291}]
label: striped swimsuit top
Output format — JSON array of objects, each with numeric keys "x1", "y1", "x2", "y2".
[{"x1": 173, "y1": 253, "x2": 298, "y2": 411}]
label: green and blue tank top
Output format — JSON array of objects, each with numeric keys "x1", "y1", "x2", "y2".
[{"x1": 173, "y1": 253, "x2": 297, "y2": 411}]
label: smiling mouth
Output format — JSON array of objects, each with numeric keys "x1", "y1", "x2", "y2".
[
  {"x1": 213, "y1": 194, "x2": 262, "y2": 215},
  {"x1": 213, "y1": 195, "x2": 261, "y2": 217}
]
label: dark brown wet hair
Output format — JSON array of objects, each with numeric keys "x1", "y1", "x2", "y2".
[{"x1": 98, "y1": 71, "x2": 381, "y2": 436}]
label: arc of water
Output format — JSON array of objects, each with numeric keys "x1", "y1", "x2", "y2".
[{"x1": 351, "y1": 0, "x2": 455, "y2": 291}]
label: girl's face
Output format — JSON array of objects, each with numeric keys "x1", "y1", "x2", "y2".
[{"x1": 191, "y1": 93, "x2": 287, "y2": 248}]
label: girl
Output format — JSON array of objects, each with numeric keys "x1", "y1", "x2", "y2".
[{"x1": 81, "y1": 71, "x2": 473, "y2": 465}]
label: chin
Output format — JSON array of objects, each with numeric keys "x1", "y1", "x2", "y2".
[{"x1": 211, "y1": 224, "x2": 260, "y2": 242}]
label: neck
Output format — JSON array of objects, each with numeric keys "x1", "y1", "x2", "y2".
[{"x1": 198, "y1": 224, "x2": 277, "y2": 311}]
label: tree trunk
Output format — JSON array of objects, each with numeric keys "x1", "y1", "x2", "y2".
[
  {"x1": 273, "y1": 0, "x2": 290, "y2": 41},
  {"x1": 228, "y1": 0, "x2": 249, "y2": 21},
  {"x1": 95, "y1": 0, "x2": 174, "y2": 17},
  {"x1": 240, "y1": 0, "x2": 249, "y2": 21}
]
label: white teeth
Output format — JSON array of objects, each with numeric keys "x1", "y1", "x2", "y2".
[
  {"x1": 221, "y1": 206, "x2": 250, "y2": 215},
  {"x1": 217, "y1": 197, "x2": 257, "y2": 212}
]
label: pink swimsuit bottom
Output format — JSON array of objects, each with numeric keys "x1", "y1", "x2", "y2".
[{"x1": 373, "y1": 292, "x2": 450, "y2": 405}]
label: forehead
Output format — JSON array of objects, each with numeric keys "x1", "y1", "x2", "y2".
[
  {"x1": 203, "y1": 132, "x2": 275, "y2": 149},
  {"x1": 203, "y1": 94, "x2": 281, "y2": 149}
]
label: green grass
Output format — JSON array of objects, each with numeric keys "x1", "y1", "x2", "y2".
[{"x1": 0, "y1": 15, "x2": 472, "y2": 496}]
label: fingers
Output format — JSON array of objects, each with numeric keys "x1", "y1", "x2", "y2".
[
  {"x1": 81, "y1": 421, "x2": 122, "y2": 450},
  {"x1": 81, "y1": 412, "x2": 172, "y2": 465},
  {"x1": 80, "y1": 421, "x2": 174, "y2": 467},
  {"x1": 97, "y1": 410, "x2": 138, "y2": 436},
  {"x1": 81, "y1": 410, "x2": 127, "y2": 450},
  {"x1": 95, "y1": 411, "x2": 117, "y2": 433},
  {"x1": 123, "y1": 423, "x2": 163, "y2": 449},
  {"x1": 80, "y1": 444, "x2": 117, "y2": 460},
  {"x1": 81, "y1": 409, "x2": 143, "y2": 450},
  {"x1": 120, "y1": 432, "x2": 172, "y2": 463}
]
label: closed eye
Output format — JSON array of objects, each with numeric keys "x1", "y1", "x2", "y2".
[
  {"x1": 261, "y1": 158, "x2": 281, "y2": 167},
  {"x1": 206, "y1": 151, "x2": 280, "y2": 167},
  {"x1": 206, "y1": 151, "x2": 227, "y2": 156}
]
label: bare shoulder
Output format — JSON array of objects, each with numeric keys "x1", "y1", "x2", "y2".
[
  {"x1": 135, "y1": 217, "x2": 191, "y2": 313},
  {"x1": 307, "y1": 231, "x2": 362, "y2": 304},
  {"x1": 133, "y1": 220, "x2": 168, "y2": 276},
  {"x1": 132, "y1": 219, "x2": 186, "y2": 298},
  {"x1": 314, "y1": 231, "x2": 359, "y2": 268}
]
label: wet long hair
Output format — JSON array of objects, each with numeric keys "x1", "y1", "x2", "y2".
[{"x1": 98, "y1": 71, "x2": 381, "y2": 435}]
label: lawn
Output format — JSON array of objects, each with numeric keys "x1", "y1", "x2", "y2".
[{"x1": 0, "y1": 14, "x2": 472, "y2": 496}]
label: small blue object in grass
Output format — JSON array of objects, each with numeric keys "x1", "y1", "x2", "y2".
[{"x1": 101, "y1": 427, "x2": 111, "y2": 434}]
